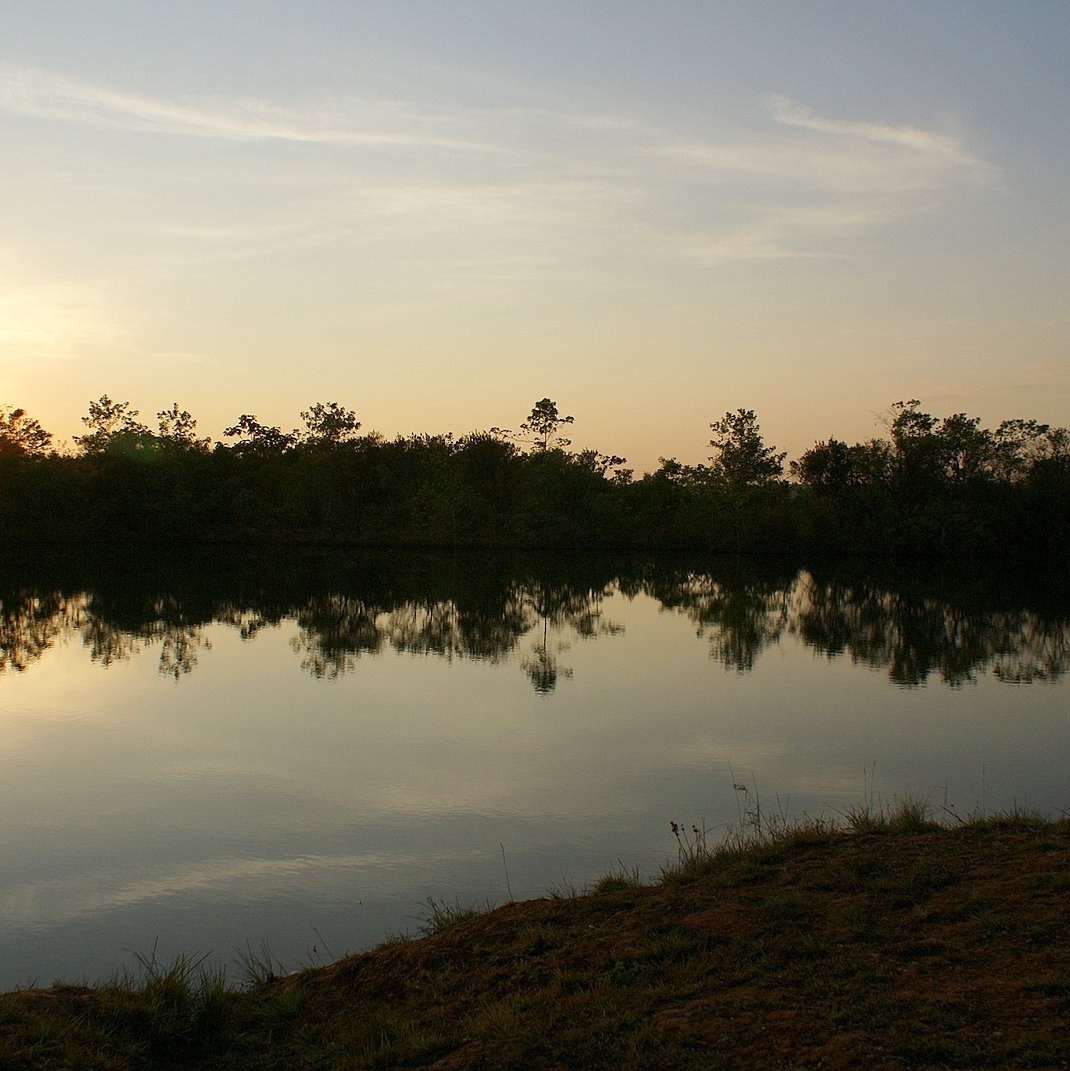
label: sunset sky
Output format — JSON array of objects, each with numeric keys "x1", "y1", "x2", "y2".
[{"x1": 2, "y1": 1, "x2": 1067, "y2": 474}]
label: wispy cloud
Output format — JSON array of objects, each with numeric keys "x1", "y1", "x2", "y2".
[
  {"x1": 763, "y1": 94, "x2": 988, "y2": 171},
  {"x1": 0, "y1": 67, "x2": 1000, "y2": 279},
  {"x1": 659, "y1": 199, "x2": 904, "y2": 267},
  {"x1": 0, "y1": 66, "x2": 498, "y2": 152},
  {"x1": 663, "y1": 101, "x2": 997, "y2": 196},
  {"x1": 643, "y1": 96, "x2": 999, "y2": 264}
]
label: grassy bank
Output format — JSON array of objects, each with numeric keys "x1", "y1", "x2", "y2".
[{"x1": 2, "y1": 807, "x2": 1068, "y2": 1070}]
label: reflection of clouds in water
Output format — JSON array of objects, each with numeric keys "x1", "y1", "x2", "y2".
[{"x1": 0, "y1": 849, "x2": 468, "y2": 934}]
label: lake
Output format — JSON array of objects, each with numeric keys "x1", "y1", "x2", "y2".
[{"x1": 1, "y1": 549, "x2": 1067, "y2": 991}]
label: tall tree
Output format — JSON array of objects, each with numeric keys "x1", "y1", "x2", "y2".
[
  {"x1": 708, "y1": 409, "x2": 785, "y2": 489},
  {"x1": 157, "y1": 402, "x2": 210, "y2": 451},
  {"x1": 791, "y1": 437, "x2": 892, "y2": 494},
  {"x1": 990, "y1": 419, "x2": 1067, "y2": 482},
  {"x1": 74, "y1": 395, "x2": 150, "y2": 456},
  {"x1": 888, "y1": 401, "x2": 999, "y2": 487},
  {"x1": 519, "y1": 398, "x2": 575, "y2": 452},
  {"x1": 298, "y1": 402, "x2": 362, "y2": 448},
  {"x1": 221, "y1": 414, "x2": 297, "y2": 456}
]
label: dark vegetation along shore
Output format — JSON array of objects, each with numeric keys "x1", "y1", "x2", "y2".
[
  {"x1": 1, "y1": 806, "x2": 1068, "y2": 1070},
  {"x1": 2, "y1": 396, "x2": 1069, "y2": 558}
]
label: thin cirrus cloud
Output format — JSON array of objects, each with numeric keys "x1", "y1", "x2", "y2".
[
  {"x1": 762, "y1": 94, "x2": 990, "y2": 173},
  {"x1": 0, "y1": 65, "x2": 994, "y2": 187},
  {"x1": 0, "y1": 66, "x2": 498, "y2": 153},
  {"x1": 0, "y1": 66, "x2": 997, "y2": 275},
  {"x1": 644, "y1": 95, "x2": 997, "y2": 265},
  {"x1": 663, "y1": 103, "x2": 995, "y2": 196}
]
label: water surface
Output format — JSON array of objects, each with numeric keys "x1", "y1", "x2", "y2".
[{"x1": 2, "y1": 551, "x2": 1066, "y2": 990}]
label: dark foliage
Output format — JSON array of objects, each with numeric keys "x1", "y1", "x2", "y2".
[{"x1": 1, "y1": 398, "x2": 1067, "y2": 558}]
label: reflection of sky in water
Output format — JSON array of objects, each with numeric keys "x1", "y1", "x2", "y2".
[{"x1": 1, "y1": 580, "x2": 1067, "y2": 989}]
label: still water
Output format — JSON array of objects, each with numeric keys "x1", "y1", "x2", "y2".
[{"x1": 1, "y1": 551, "x2": 1067, "y2": 990}]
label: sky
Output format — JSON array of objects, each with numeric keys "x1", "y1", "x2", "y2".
[{"x1": 2, "y1": 1, "x2": 1068, "y2": 474}]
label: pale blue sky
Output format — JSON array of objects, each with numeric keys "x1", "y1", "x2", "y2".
[{"x1": 2, "y1": 1, "x2": 1067, "y2": 472}]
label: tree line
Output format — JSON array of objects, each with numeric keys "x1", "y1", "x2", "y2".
[{"x1": 1, "y1": 396, "x2": 1068, "y2": 558}]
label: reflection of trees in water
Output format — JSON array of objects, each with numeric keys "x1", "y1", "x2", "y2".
[
  {"x1": 79, "y1": 594, "x2": 213, "y2": 679},
  {"x1": 790, "y1": 572, "x2": 1069, "y2": 687},
  {"x1": 79, "y1": 610, "x2": 140, "y2": 667},
  {"x1": 521, "y1": 630, "x2": 572, "y2": 694},
  {"x1": 0, "y1": 590, "x2": 79, "y2": 673},
  {"x1": 641, "y1": 563, "x2": 1070, "y2": 685},
  {"x1": 791, "y1": 576, "x2": 978, "y2": 686},
  {"x1": 288, "y1": 580, "x2": 621, "y2": 691},
  {"x1": 2, "y1": 557, "x2": 1067, "y2": 689},
  {"x1": 289, "y1": 596, "x2": 385, "y2": 680},
  {"x1": 641, "y1": 565, "x2": 796, "y2": 672},
  {"x1": 381, "y1": 595, "x2": 529, "y2": 662},
  {"x1": 992, "y1": 615, "x2": 1069, "y2": 683},
  {"x1": 0, "y1": 589, "x2": 210, "y2": 679},
  {"x1": 286, "y1": 594, "x2": 526, "y2": 681},
  {"x1": 518, "y1": 580, "x2": 621, "y2": 693},
  {"x1": 0, "y1": 573, "x2": 623, "y2": 690},
  {"x1": 215, "y1": 605, "x2": 286, "y2": 641}
]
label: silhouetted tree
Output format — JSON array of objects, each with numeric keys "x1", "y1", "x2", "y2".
[
  {"x1": 74, "y1": 395, "x2": 151, "y2": 456},
  {"x1": 495, "y1": 398, "x2": 575, "y2": 453},
  {"x1": 522, "y1": 398, "x2": 574, "y2": 452},
  {"x1": 574, "y1": 448, "x2": 630, "y2": 481},
  {"x1": 157, "y1": 402, "x2": 210, "y2": 452},
  {"x1": 221, "y1": 414, "x2": 297, "y2": 456},
  {"x1": 991, "y1": 419, "x2": 1068, "y2": 482},
  {"x1": 5, "y1": 391, "x2": 1070, "y2": 557},
  {"x1": 937, "y1": 413, "x2": 995, "y2": 484},
  {"x1": 791, "y1": 437, "x2": 892, "y2": 494},
  {"x1": 298, "y1": 402, "x2": 362, "y2": 449},
  {"x1": 708, "y1": 409, "x2": 785, "y2": 489},
  {"x1": 0, "y1": 406, "x2": 53, "y2": 457}
]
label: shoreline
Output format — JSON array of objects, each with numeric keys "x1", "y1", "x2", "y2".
[{"x1": 3, "y1": 808, "x2": 1068, "y2": 1068}]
